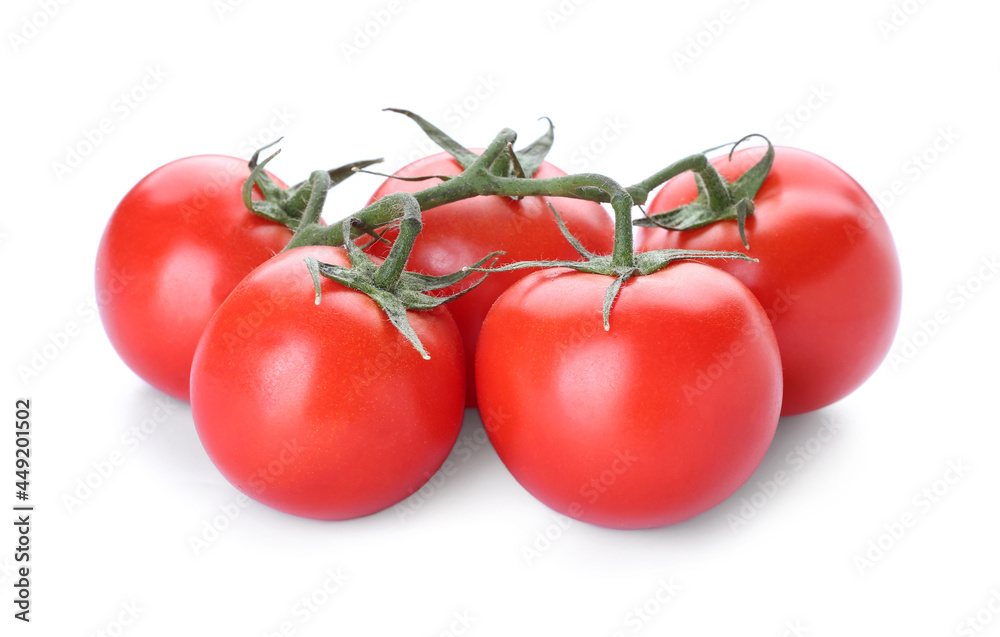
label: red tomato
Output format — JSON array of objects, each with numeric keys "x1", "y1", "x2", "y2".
[
  {"x1": 190, "y1": 245, "x2": 465, "y2": 520},
  {"x1": 95, "y1": 155, "x2": 292, "y2": 400},
  {"x1": 639, "y1": 146, "x2": 902, "y2": 416},
  {"x1": 367, "y1": 153, "x2": 615, "y2": 407},
  {"x1": 476, "y1": 262, "x2": 782, "y2": 529}
]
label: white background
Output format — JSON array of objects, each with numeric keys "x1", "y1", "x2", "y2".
[{"x1": 3, "y1": 0, "x2": 999, "y2": 634}]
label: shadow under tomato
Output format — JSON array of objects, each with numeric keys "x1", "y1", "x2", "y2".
[
  {"x1": 660, "y1": 406, "x2": 848, "y2": 540},
  {"x1": 124, "y1": 384, "x2": 220, "y2": 488}
]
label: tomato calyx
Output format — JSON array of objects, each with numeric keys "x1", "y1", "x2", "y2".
[
  {"x1": 384, "y1": 108, "x2": 555, "y2": 185},
  {"x1": 633, "y1": 135, "x2": 774, "y2": 248},
  {"x1": 241, "y1": 140, "x2": 383, "y2": 232},
  {"x1": 467, "y1": 176, "x2": 754, "y2": 331},
  {"x1": 304, "y1": 193, "x2": 503, "y2": 359}
]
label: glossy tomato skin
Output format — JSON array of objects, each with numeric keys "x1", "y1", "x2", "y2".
[
  {"x1": 190, "y1": 245, "x2": 465, "y2": 520},
  {"x1": 639, "y1": 147, "x2": 902, "y2": 416},
  {"x1": 476, "y1": 263, "x2": 782, "y2": 529},
  {"x1": 96, "y1": 155, "x2": 293, "y2": 401},
  {"x1": 367, "y1": 153, "x2": 615, "y2": 407}
]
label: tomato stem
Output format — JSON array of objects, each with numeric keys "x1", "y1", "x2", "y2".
[
  {"x1": 268, "y1": 111, "x2": 774, "y2": 338},
  {"x1": 633, "y1": 137, "x2": 775, "y2": 248},
  {"x1": 242, "y1": 151, "x2": 383, "y2": 236},
  {"x1": 256, "y1": 114, "x2": 771, "y2": 263},
  {"x1": 300, "y1": 171, "x2": 331, "y2": 226},
  {"x1": 372, "y1": 198, "x2": 421, "y2": 290},
  {"x1": 627, "y1": 154, "x2": 714, "y2": 206},
  {"x1": 305, "y1": 193, "x2": 503, "y2": 359}
]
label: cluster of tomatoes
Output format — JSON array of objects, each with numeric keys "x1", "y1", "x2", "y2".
[{"x1": 95, "y1": 114, "x2": 901, "y2": 529}]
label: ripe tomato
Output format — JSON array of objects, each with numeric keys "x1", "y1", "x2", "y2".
[
  {"x1": 476, "y1": 262, "x2": 782, "y2": 529},
  {"x1": 367, "y1": 153, "x2": 615, "y2": 407},
  {"x1": 639, "y1": 146, "x2": 902, "y2": 416},
  {"x1": 190, "y1": 245, "x2": 466, "y2": 520},
  {"x1": 95, "y1": 155, "x2": 292, "y2": 400}
]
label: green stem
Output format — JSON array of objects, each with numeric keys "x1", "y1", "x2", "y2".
[
  {"x1": 291, "y1": 128, "x2": 623, "y2": 250},
  {"x1": 479, "y1": 173, "x2": 636, "y2": 269},
  {"x1": 283, "y1": 127, "x2": 736, "y2": 269},
  {"x1": 372, "y1": 196, "x2": 422, "y2": 290},
  {"x1": 609, "y1": 192, "x2": 636, "y2": 269},
  {"x1": 300, "y1": 171, "x2": 331, "y2": 226},
  {"x1": 695, "y1": 159, "x2": 733, "y2": 213},
  {"x1": 627, "y1": 154, "x2": 709, "y2": 205},
  {"x1": 629, "y1": 153, "x2": 731, "y2": 212}
]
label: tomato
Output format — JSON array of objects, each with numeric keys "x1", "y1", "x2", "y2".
[
  {"x1": 95, "y1": 155, "x2": 292, "y2": 400},
  {"x1": 475, "y1": 262, "x2": 782, "y2": 529},
  {"x1": 190, "y1": 245, "x2": 465, "y2": 520},
  {"x1": 639, "y1": 146, "x2": 902, "y2": 416},
  {"x1": 367, "y1": 153, "x2": 615, "y2": 407}
]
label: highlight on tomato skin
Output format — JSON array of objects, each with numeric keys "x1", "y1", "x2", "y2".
[
  {"x1": 189, "y1": 245, "x2": 467, "y2": 521},
  {"x1": 639, "y1": 145, "x2": 902, "y2": 416},
  {"x1": 95, "y1": 155, "x2": 293, "y2": 401},
  {"x1": 475, "y1": 262, "x2": 783, "y2": 530},
  {"x1": 366, "y1": 151, "x2": 615, "y2": 408}
]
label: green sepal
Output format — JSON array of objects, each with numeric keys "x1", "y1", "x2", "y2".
[
  {"x1": 387, "y1": 108, "x2": 555, "y2": 180},
  {"x1": 466, "y1": 202, "x2": 756, "y2": 331},
  {"x1": 304, "y1": 196, "x2": 503, "y2": 359},
  {"x1": 547, "y1": 201, "x2": 595, "y2": 260},
  {"x1": 384, "y1": 108, "x2": 479, "y2": 169},
  {"x1": 401, "y1": 250, "x2": 505, "y2": 293},
  {"x1": 633, "y1": 136, "x2": 774, "y2": 248},
  {"x1": 241, "y1": 141, "x2": 382, "y2": 231},
  {"x1": 516, "y1": 117, "x2": 555, "y2": 178}
]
